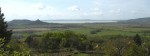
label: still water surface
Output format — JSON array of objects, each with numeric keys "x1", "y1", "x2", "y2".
[{"x1": 43, "y1": 20, "x2": 117, "y2": 23}]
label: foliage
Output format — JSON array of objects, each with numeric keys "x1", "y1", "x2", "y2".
[
  {"x1": 38, "y1": 30, "x2": 94, "y2": 52},
  {"x1": 90, "y1": 29, "x2": 102, "y2": 34},
  {"x1": 133, "y1": 34, "x2": 142, "y2": 46},
  {"x1": 125, "y1": 44, "x2": 146, "y2": 56},
  {"x1": 0, "y1": 38, "x2": 30, "y2": 56},
  {"x1": 25, "y1": 35, "x2": 34, "y2": 48},
  {"x1": 143, "y1": 40, "x2": 150, "y2": 56}
]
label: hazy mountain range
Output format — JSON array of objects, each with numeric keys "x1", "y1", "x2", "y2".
[
  {"x1": 8, "y1": 17, "x2": 150, "y2": 25},
  {"x1": 8, "y1": 19, "x2": 49, "y2": 26},
  {"x1": 118, "y1": 17, "x2": 150, "y2": 24}
]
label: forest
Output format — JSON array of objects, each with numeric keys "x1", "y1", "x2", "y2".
[{"x1": 0, "y1": 7, "x2": 150, "y2": 56}]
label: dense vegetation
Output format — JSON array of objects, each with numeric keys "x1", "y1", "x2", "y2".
[{"x1": 0, "y1": 7, "x2": 150, "y2": 56}]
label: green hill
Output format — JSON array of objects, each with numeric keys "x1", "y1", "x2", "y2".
[
  {"x1": 8, "y1": 19, "x2": 49, "y2": 26},
  {"x1": 29, "y1": 19, "x2": 49, "y2": 25},
  {"x1": 8, "y1": 19, "x2": 32, "y2": 26},
  {"x1": 118, "y1": 17, "x2": 150, "y2": 24}
]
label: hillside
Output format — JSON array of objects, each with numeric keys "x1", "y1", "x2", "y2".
[
  {"x1": 8, "y1": 19, "x2": 49, "y2": 26},
  {"x1": 29, "y1": 19, "x2": 49, "y2": 25},
  {"x1": 8, "y1": 19, "x2": 32, "y2": 25},
  {"x1": 118, "y1": 17, "x2": 150, "y2": 24}
]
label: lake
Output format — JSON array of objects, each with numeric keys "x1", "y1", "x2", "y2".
[{"x1": 43, "y1": 20, "x2": 117, "y2": 23}]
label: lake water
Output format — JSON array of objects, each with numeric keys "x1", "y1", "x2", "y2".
[{"x1": 43, "y1": 20, "x2": 117, "y2": 23}]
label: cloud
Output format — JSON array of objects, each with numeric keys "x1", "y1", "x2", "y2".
[
  {"x1": 92, "y1": 11, "x2": 103, "y2": 16},
  {"x1": 109, "y1": 9, "x2": 121, "y2": 15},
  {"x1": 130, "y1": 11, "x2": 137, "y2": 14},
  {"x1": 67, "y1": 5, "x2": 80, "y2": 11},
  {"x1": 29, "y1": 2, "x2": 57, "y2": 12},
  {"x1": 1, "y1": 0, "x2": 150, "y2": 20},
  {"x1": 1, "y1": 2, "x2": 60, "y2": 20},
  {"x1": 92, "y1": 7, "x2": 101, "y2": 11},
  {"x1": 32, "y1": 3, "x2": 47, "y2": 10}
]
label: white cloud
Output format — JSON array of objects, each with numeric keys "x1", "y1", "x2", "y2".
[
  {"x1": 1, "y1": 0, "x2": 150, "y2": 20},
  {"x1": 32, "y1": 3, "x2": 47, "y2": 10},
  {"x1": 93, "y1": 1, "x2": 102, "y2": 6},
  {"x1": 67, "y1": 5, "x2": 80, "y2": 11},
  {"x1": 130, "y1": 11, "x2": 137, "y2": 14},
  {"x1": 28, "y1": 3, "x2": 57, "y2": 15},
  {"x1": 92, "y1": 11, "x2": 103, "y2": 16},
  {"x1": 109, "y1": 9, "x2": 121, "y2": 15},
  {"x1": 92, "y1": 7, "x2": 101, "y2": 11},
  {"x1": 91, "y1": 7, "x2": 103, "y2": 16},
  {"x1": 1, "y1": 2, "x2": 62, "y2": 20}
]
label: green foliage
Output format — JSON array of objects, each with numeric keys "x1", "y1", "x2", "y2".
[
  {"x1": 39, "y1": 31, "x2": 90, "y2": 52},
  {"x1": 20, "y1": 30, "x2": 149, "y2": 55},
  {"x1": 133, "y1": 34, "x2": 142, "y2": 46},
  {"x1": 103, "y1": 40, "x2": 119, "y2": 56},
  {"x1": 90, "y1": 29, "x2": 102, "y2": 34},
  {"x1": 13, "y1": 50, "x2": 30, "y2": 56},
  {"x1": 125, "y1": 44, "x2": 146, "y2": 56},
  {"x1": 8, "y1": 39, "x2": 29, "y2": 51},
  {"x1": 103, "y1": 35, "x2": 132, "y2": 56},
  {"x1": 0, "y1": 38, "x2": 30, "y2": 56},
  {"x1": 25, "y1": 35, "x2": 34, "y2": 47},
  {"x1": 143, "y1": 40, "x2": 150, "y2": 56}
]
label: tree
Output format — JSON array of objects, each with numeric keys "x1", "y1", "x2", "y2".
[
  {"x1": 0, "y1": 7, "x2": 12, "y2": 48},
  {"x1": 143, "y1": 41, "x2": 150, "y2": 56},
  {"x1": 0, "y1": 38, "x2": 31, "y2": 56},
  {"x1": 40, "y1": 31, "x2": 88, "y2": 52},
  {"x1": 125, "y1": 44, "x2": 146, "y2": 56},
  {"x1": 103, "y1": 35, "x2": 130, "y2": 56},
  {"x1": 133, "y1": 34, "x2": 142, "y2": 46},
  {"x1": 103, "y1": 40, "x2": 117, "y2": 56},
  {"x1": 114, "y1": 38, "x2": 129, "y2": 56},
  {"x1": 25, "y1": 35, "x2": 33, "y2": 47}
]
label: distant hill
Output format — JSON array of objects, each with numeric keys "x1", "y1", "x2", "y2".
[
  {"x1": 8, "y1": 19, "x2": 49, "y2": 26},
  {"x1": 8, "y1": 19, "x2": 32, "y2": 25},
  {"x1": 29, "y1": 19, "x2": 49, "y2": 25},
  {"x1": 118, "y1": 17, "x2": 150, "y2": 24}
]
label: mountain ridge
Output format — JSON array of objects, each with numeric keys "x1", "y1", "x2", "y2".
[
  {"x1": 8, "y1": 19, "x2": 49, "y2": 26},
  {"x1": 118, "y1": 17, "x2": 150, "y2": 24}
]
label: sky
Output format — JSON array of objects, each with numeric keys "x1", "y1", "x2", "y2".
[{"x1": 0, "y1": 0, "x2": 150, "y2": 21}]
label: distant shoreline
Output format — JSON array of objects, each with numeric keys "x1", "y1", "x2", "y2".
[
  {"x1": 42, "y1": 20, "x2": 121, "y2": 21},
  {"x1": 42, "y1": 20, "x2": 118, "y2": 23}
]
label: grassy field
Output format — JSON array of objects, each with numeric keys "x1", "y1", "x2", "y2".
[{"x1": 11, "y1": 23, "x2": 150, "y2": 39}]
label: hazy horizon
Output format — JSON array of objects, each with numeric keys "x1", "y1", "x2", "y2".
[{"x1": 1, "y1": 0, "x2": 150, "y2": 21}]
